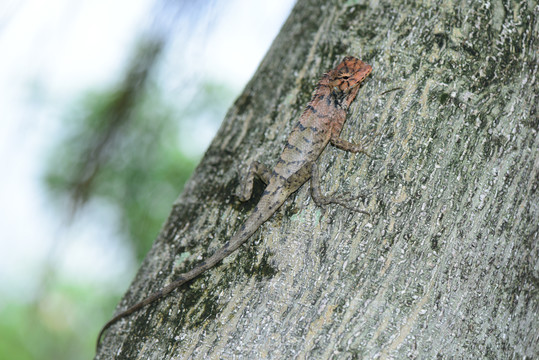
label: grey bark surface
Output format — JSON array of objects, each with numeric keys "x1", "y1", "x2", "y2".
[{"x1": 95, "y1": 0, "x2": 538, "y2": 359}]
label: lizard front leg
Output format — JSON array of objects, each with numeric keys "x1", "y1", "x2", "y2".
[
  {"x1": 237, "y1": 161, "x2": 272, "y2": 202},
  {"x1": 330, "y1": 135, "x2": 371, "y2": 157},
  {"x1": 310, "y1": 163, "x2": 370, "y2": 215}
]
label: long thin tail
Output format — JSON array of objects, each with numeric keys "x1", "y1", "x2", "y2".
[
  {"x1": 96, "y1": 197, "x2": 280, "y2": 350},
  {"x1": 96, "y1": 274, "x2": 188, "y2": 350},
  {"x1": 95, "y1": 241, "x2": 239, "y2": 350}
]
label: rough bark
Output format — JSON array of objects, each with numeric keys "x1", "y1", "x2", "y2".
[{"x1": 96, "y1": 0, "x2": 538, "y2": 358}]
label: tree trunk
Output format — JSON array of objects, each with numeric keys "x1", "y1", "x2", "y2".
[{"x1": 95, "y1": 0, "x2": 538, "y2": 358}]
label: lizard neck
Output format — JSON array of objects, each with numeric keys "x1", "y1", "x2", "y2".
[{"x1": 312, "y1": 74, "x2": 350, "y2": 110}]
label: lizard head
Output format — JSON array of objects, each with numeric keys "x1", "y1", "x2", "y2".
[{"x1": 330, "y1": 56, "x2": 372, "y2": 92}]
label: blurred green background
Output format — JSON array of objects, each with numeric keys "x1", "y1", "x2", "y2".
[{"x1": 0, "y1": 1, "x2": 294, "y2": 358}]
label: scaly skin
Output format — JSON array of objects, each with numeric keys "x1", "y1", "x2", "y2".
[{"x1": 96, "y1": 56, "x2": 372, "y2": 349}]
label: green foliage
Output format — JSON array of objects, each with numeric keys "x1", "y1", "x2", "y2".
[
  {"x1": 36, "y1": 74, "x2": 233, "y2": 359},
  {"x1": 31, "y1": 34, "x2": 235, "y2": 359},
  {"x1": 0, "y1": 280, "x2": 118, "y2": 360},
  {"x1": 45, "y1": 81, "x2": 233, "y2": 260}
]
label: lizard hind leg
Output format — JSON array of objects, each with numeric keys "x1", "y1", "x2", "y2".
[
  {"x1": 310, "y1": 163, "x2": 370, "y2": 215},
  {"x1": 237, "y1": 161, "x2": 272, "y2": 202}
]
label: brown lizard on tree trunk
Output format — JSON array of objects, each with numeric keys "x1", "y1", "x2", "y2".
[{"x1": 96, "y1": 56, "x2": 373, "y2": 349}]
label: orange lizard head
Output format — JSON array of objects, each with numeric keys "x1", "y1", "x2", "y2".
[{"x1": 329, "y1": 56, "x2": 372, "y2": 92}]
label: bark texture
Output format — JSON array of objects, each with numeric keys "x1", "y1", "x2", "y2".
[{"x1": 96, "y1": 0, "x2": 538, "y2": 358}]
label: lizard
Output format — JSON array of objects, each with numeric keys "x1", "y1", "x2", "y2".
[{"x1": 96, "y1": 56, "x2": 373, "y2": 349}]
